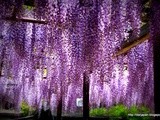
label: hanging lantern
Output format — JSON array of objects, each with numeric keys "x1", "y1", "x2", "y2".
[{"x1": 43, "y1": 67, "x2": 48, "y2": 79}]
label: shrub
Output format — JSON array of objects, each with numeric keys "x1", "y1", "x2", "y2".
[
  {"x1": 108, "y1": 104, "x2": 128, "y2": 118},
  {"x1": 128, "y1": 105, "x2": 151, "y2": 120},
  {"x1": 89, "y1": 104, "x2": 151, "y2": 120},
  {"x1": 128, "y1": 105, "x2": 139, "y2": 114},
  {"x1": 90, "y1": 107, "x2": 108, "y2": 117},
  {"x1": 138, "y1": 106, "x2": 150, "y2": 114},
  {"x1": 21, "y1": 101, "x2": 30, "y2": 116},
  {"x1": 21, "y1": 101, "x2": 36, "y2": 116}
]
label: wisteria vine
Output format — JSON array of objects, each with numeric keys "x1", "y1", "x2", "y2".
[{"x1": 0, "y1": 0, "x2": 153, "y2": 115}]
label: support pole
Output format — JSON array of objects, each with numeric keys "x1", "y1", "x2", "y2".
[
  {"x1": 57, "y1": 79, "x2": 63, "y2": 120},
  {"x1": 83, "y1": 72, "x2": 89, "y2": 120},
  {"x1": 151, "y1": 1, "x2": 160, "y2": 119},
  {"x1": 57, "y1": 95, "x2": 62, "y2": 120},
  {"x1": 153, "y1": 30, "x2": 160, "y2": 118}
]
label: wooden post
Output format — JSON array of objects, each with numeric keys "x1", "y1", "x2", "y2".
[
  {"x1": 83, "y1": 72, "x2": 90, "y2": 120},
  {"x1": 82, "y1": 1, "x2": 98, "y2": 119},
  {"x1": 0, "y1": 49, "x2": 5, "y2": 77},
  {"x1": 57, "y1": 95, "x2": 62, "y2": 120},
  {"x1": 151, "y1": 1, "x2": 160, "y2": 119},
  {"x1": 56, "y1": 2, "x2": 63, "y2": 119},
  {"x1": 153, "y1": 34, "x2": 160, "y2": 118},
  {"x1": 57, "y1": 78, "x2": 63, "y2": 120}
]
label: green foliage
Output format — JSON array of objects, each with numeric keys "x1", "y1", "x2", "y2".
[
  {"x1": 21, "y1": 101, "x2": 36, "y2": 116},
  {"x1": 128, "y1": 105, "x2": 150, "y2": 114},
  {"x1": 128, "y1": 105, "x2": 151, "y2": 120},
  {"x1": 89, "y1": 104, "x2": 151, "y2": 120},
  {"x1": 129, "y1": 106, "x2": 139, "y2": 114},
  {"x1": 89, "y1": 104, "x2": 128, "y2": 117},
  {"x1": 90, "y1": 107, "x2": 108, "y2": 117},
  {"x1": 21, "y1": 101, "x2": 30, "y2": 116},
  {"x1": 138, "y1": 106, "x2": 150, "y2": 114},
  {"x1": 108, "y1": 104, "x2": 128, "y2": 117},
  {"x1": 23, "y1": 5, "x2": 34, "y2": 11}
]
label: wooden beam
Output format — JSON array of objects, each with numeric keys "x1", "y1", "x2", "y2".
[
  {"x1": 112, "y1": 23, "x2": 149, "y2": 58},
  {"x1": 4, "y1": 17, "x2": 48, "y2": 24},
  {"x1": 3, "y1": 5, "x2": 47, "y2": 24},
  {"x1": 112, "y1": 33, "x2": 150, "y2": 58}
]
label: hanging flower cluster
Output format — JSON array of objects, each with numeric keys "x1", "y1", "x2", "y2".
[{"x1": 0, "y1": 0, "x2": 153, "y2": 114}]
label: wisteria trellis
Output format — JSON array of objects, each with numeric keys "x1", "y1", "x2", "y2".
[{"x1": 0, "y1": 0, "x2": 153, "y2": 114}]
